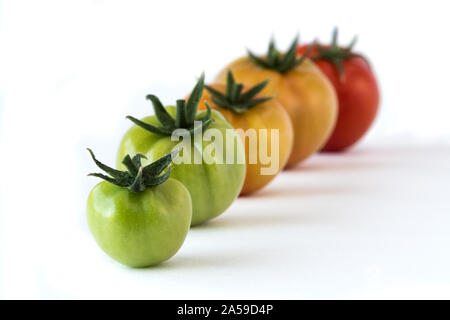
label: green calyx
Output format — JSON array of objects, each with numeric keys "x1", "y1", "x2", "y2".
[
  {"x1": 205, "y1": 71, "x2": 273, "y2": 114},
  {"x1": 312, "y1": 27, "x2": 359, "y2": 76},
  {"x1": 126, "y1": 73, "x2": 212, "y2": 136},
  {"x1": 87, "y1": 148, "x2": 178, "y2": 192},
  {"x1": 247, "y1": 36, "x2": 313, "y2": 73}
]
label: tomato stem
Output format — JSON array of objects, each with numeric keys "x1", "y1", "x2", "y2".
[
  {"x1": 247, "y1": 36, "x2": 313, "y2": 73},
  {"x1": 87, "y1": 148, "x2": 179, "y2": 192},
  {"x1": 311, "y1": 27, "x2": 361, "y2": 79},
  {"x1": 127, "y1": 74, "x2": 212, "y2": 136},
  {"x1": 205, "y1": 71, "x2": 272, "y2": 114}
]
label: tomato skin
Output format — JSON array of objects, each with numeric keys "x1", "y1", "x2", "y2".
[
  {"x1": 216, "y1": 58, "x2": 337, "y2": 167},
  {"x1": 297, "y1": 45, "x2": 380, "y2": 151},
  {"x1": 86, "y1": 178, "x2": 192, "y2": 268},
  {"x1": 117, "y1": 107, "x2": 246, "y2": 226},
  {"x1": 198, "y1": 83, "x2": 294, "y2": 195}
]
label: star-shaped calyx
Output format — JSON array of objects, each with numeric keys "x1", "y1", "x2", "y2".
[
  {"x1": 205, "y1": 71, "x2": 273, "y2": 114},
  {"x1": 247, "y1": 36, "x2": 314, "y2": 73},
  {"x1": 87, "y1": 148, "x2": 178, "y2": 193},
  {"x1": 126, "y1": 74, "x2": 212, "y2": 136}
]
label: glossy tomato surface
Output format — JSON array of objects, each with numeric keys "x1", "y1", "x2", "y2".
[
  {"x1": 298, "y1": 45, "x2": 380, "y2": 151},
  {"x1": 117, "y1": 107, "x2": 246, "y2": 226},
  {"x1": 198, "y1": 83, "x2": 293, "y2": 195},
  {"x1": 216, "y1": 58, "x2": 337, "y2": 167},
  {"x1": 87, "y1": 178, "x2": 192, "y2": 268}
]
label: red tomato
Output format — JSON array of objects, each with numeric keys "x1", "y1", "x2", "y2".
[{"x1": 297, "y1": 29, "x2": 380, "y2": 151}]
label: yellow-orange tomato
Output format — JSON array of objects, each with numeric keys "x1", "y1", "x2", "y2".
[
  {"x1": 216, "y1": 53, "x2": 338, "y2": 168},
  {"x1": 197, "y1": 83, "x2": 293, "y2": 195}
]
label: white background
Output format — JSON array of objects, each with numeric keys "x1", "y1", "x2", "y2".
[{"x1": 0, "y1": 0, "x2": 449, "y2": 299}]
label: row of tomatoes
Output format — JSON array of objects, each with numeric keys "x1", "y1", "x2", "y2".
[
  {"x1": 86, "y1": 29, "x2": 380, "y2": 267},
  {"x1": 203, "y1": 29, "x2": 379, "y2": 194}
]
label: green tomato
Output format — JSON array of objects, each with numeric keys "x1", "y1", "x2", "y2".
[
  {"x1": 87, "y1": 178, "x2": 192, "y2": 267},
  {"x1": 117, "y1": 107, "x2": 246, "y2": 226}
]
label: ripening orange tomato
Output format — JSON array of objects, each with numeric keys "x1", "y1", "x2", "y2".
[
  {"x1": 216, "y1": 38, "x2": 338, "y2": 168},
  {"x1": 197, "y1": 71, "x2": 293, "y2": 195}
]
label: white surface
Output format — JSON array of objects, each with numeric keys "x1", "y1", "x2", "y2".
[
  {"x1": 2, "y1": 143, "x2": 450, "y2": 299},
  {"x1": 1, "y1": 0, "x2": 450, "y2": 299}
]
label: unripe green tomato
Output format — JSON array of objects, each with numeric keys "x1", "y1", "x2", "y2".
[
  {"x1": 117, "y1": 107, "x2": 246, "y2": 226},
  {"x1": 86, "y1": 178, "x2": 192, "y2": 268}
]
